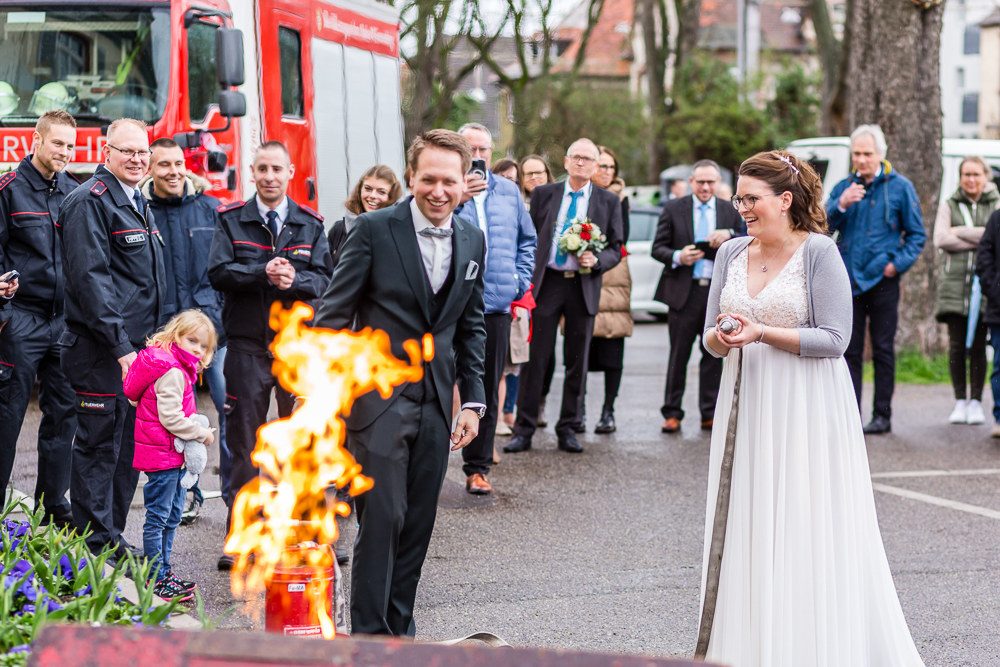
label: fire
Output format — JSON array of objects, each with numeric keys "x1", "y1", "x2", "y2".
[{"x1": 225, "y1": 302, "x2": 429, "y2": 638}]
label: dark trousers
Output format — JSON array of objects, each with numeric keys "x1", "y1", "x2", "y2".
[
  {"x1": 61, "y1": 334, "x2": 139, "y2": 554},
  {"x1": 988, "y1": 328, "x2": 1000, "y2": 422},
  {"x1": 941, "y1": 313, "x2": 987, "y2": 402},
  {"x1": 845, "y1": 276, "x2": 899, "y2": 420},
  {"x1": 515, "y1": 270, "x2": 593, "y2": 439},
  {"x1": 0, "y1": 309, "x2": 76, "y2": 515},
  {"x1": 661, "y1": 284, "x2": 722, "y2": 422},
  {"x1": 223, "y1": 349, "x2": 294, "y2": 518},
  {"x1": 462, "y1": 313, "x2": 510, "y2": 477},
  {"x1": 347, "y1": 380, "x2": 450, "y2": 636}
]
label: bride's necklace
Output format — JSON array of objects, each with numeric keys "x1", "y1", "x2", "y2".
[{"x1": 758, "y1": 234, "x2": 792, "y2": 272}]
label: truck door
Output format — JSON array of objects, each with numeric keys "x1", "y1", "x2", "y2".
[{"x1": 258, "y1": 3, "x2": 316, "y2": 207}]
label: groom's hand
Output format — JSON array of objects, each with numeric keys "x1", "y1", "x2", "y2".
[{"x1": 451, "y1": 409, "x2": 481, "y2": 450}]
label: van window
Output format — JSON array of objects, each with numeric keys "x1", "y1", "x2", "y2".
[
  {"x1": 629, "y1": 211, "x2": 659, "y2": 242},
  {"x1": 279, "y1": 27, "x2": 303, "y2": 117},
  {"x1": 187, "y1": 22, "x2": 218, "y2": 123}
]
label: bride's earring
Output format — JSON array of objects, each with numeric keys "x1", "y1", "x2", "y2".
[{"x1": 782, "y1": 210, "x2": 787, "y2": 216}]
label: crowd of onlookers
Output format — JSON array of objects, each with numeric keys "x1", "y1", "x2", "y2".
[{"x1": 2, "y1": 110, "x2": 1000, "y2": 619}]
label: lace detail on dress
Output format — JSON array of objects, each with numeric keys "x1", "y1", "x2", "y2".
[{"x1": 719, "y1": 242, "x2": 809, "y2": 329}]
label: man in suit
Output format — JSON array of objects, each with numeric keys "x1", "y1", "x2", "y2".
[
  {"x1": 652, "y1": 159, "x2": 742, "y2": 433},
  {"x1": 313, "y1": 129, "x2": 487, "y2": 637},
  {"x1": 504, "y1": 138, "x2": 623, "y2": 455}
]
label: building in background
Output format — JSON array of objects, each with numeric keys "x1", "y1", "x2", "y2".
[
  {"x1": 940, "y1": 0, "x2": 996, "y2": 138},
  {"x1": 978, "y1": 9, "x2": 1000, "y2": 139}
]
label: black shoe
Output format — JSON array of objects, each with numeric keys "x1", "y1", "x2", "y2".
[
  {"x1": 503, "y1": 434, "x2": 532, "y2": 453},
  {"x1": 39, "y1": 506, "x2": 73, "y2": 530},
  {"x1": 571, "y1": 421, "x2": 586, "y2": 434},
  {"x1": 336, "y1": 546, "x2": 350, "y2": 566},
  {"x1": 217, "y1": 554, "x2": 236, "y2": 571},
  {"x1": 557, "y1": 432, "x2": 584, "y2": 453},
  {"x1": 863, "y1": 415, "x2": 892, "y2": 435},
  {"x1": 594, "y1": 408, "x2": 616, "y2": 434}
]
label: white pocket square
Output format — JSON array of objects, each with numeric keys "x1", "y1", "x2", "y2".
[{"x1": 465, "y1": 261, "x2": 479, "y2": 280}]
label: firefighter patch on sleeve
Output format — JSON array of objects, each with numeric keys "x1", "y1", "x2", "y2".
[
  {"x1": 90, "y1": 181, "x2": 108, "y2": 196},
  {"x1": 0, "y1": 171, "x2": 16, "y2": 192}
]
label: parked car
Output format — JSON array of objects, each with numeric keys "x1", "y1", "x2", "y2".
[
  {"x1": 786, "y1": 137, "x2": 1000, "y2": 203},
  {"x1": 627, "y1": 204, "x2": 669, "y2": 320}
]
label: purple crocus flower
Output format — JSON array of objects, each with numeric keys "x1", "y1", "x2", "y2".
[
  {"x1": 2, "y1": 519, "x2": 29, "y2": 538},
  {"x1": 56, "y1": 554, "x2": 87, "y2": 580},
  {"x1": 7, "y1": 644, "x2": 31, "y2": 654}
]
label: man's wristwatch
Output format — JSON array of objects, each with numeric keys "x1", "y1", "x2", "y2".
[{"x1": 464, "y1": 405, "x2": 486, "y2": 418}]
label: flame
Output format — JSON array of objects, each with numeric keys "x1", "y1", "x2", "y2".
[{"x1": 226, "y1": 302, "x2": 427, "y2": 638}]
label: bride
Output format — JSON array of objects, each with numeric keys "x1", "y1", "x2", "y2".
[{"x1": 697, "y1": 151, "x2": 925, "y2": 666}]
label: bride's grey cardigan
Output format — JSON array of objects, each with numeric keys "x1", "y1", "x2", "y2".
[{"x1": 702, "y1": 232, "x2": 853, "y2": 359}]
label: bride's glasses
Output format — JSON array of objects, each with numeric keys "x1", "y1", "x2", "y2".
[{"x1": 731, "y1": 193, "x2": 780, "y2": 211}]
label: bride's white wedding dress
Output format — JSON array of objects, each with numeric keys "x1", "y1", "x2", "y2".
[{"x1": 700, "y1": 243, "x2": 925, "y2": 666}]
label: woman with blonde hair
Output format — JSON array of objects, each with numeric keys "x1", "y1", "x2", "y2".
[
  {"x1": 697, "y1": 151, "x2": 925, "y2": 666},
  {"x1": 327, "y1": 165, "x2": 403, "y2": 269}
]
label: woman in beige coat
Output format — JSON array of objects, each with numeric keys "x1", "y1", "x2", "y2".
[{"x1": 586, "y1": 147, "x2": 634, "y2": 433}]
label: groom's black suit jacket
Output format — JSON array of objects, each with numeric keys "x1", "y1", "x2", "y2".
[{"x1": 313, "y1": 198, "x2": 487, "y2": 428}]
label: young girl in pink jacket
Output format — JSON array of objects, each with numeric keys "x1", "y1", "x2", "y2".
[{"x1": 124, "y1": 310, "x2": 216, "y2": 601}]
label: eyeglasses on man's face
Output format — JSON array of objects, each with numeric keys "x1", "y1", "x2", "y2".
[
  {"x1": 107, "y1": 144, "x2": 151, "y2": 160},
  {"x1": 469, "y1": 146, "x2": 491, "y2": 156},
  {"x1": 524, "y1": 170, "x2": 547, "y2": 179},
  {"x1": 731, "y1": 193, "x2": 780, "y2": 211},
  {"x1": 567, "y1": 154, "x2": 596, "y2": 165}
]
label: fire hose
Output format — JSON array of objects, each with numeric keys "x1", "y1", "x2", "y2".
[{"x1": 695, "y1": 347, "x2": 743, "y2": 657}]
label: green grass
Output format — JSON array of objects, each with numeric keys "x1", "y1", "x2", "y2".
[{"x1": 862, "y1": 348, "x2": 992, "y2": 385}]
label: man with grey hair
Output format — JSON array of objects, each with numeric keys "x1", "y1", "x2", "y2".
[
  {"x1": 454, "y1": 123, "x2": 536, "y2": 494},
  {"x1": 59, "y1": 117, "x2": 167, "y2": 556},
  {"x1": 827, "y1": 124, "x2": 926, "y2": 434},
  {"x1": 505, "y1": 138, "x2": 623, "y2": 455}
]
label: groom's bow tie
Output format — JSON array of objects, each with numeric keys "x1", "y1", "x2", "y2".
[{"x1": 419, "y1": 227, "x2": 453, "y2": 239}]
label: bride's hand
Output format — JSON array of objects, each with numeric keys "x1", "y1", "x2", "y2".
[{"x1": 716, "y1": 313, "x2": 763, "y2": 348}]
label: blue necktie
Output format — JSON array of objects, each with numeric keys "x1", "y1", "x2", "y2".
[
  {"x1": 132, "y1": 189, "x2": 144, "y2": 216},
  {"x1": 266, "y1": 210, "x2": 279, "y2": 241},
  {"x1": 694, "y1": 202, "x2": 710, "y2": 279},
  {"x1": 555, "y1": 191, "x2": 583, "y2": 266}
]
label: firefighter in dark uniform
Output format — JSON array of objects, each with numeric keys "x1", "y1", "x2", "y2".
[
  {"x1": 59, "y1": 119, "x2": 166, "y2": 557},
  {"x1": 0, "y1": 111, "x2": 79, "y2": 526},
  {"x1": 208, "y1": 141, "x2": 332, "y2": 570}
]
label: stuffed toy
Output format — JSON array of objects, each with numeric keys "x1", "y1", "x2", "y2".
[{"x1": 174, "y1": 414, "x2": 210, "y2": 489}]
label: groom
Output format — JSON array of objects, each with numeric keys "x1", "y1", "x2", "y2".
[{"x1": 313, "y1": 129, "x2": 487, "y2": 636}]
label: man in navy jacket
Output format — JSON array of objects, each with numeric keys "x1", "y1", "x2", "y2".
[
  {"x1": 454, "y1": 123, "x2": 536, "y2": 495},
  {"x1": 827, "y1": 124, "x2": 926, "y2": 434}
]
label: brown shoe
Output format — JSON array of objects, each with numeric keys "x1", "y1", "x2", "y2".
[
  {"x1": 701, "y1": 420, "x2": 714, "y2": 431},
  {"x1": 466, "y1": 473, "x2": 492, "y2": 495},
  {"x1": 661, "y1": 418, "x2": 681, "y2": 433}
]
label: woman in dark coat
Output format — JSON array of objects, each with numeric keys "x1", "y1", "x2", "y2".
[{"x1": 327, "y1": 165, "x2": 403, "y2": 269}]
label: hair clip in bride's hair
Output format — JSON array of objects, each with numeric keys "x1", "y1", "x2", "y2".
[{"x1": 779, "y1": 155, "x2": 800, "y2": 174}]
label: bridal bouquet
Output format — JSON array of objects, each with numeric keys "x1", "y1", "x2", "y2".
[{"x1": 557, "y1": 218, "x2": 607, "y2": 274}]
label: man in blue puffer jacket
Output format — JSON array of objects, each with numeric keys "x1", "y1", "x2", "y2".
[
  {"x1": 826, "y1": 124, "x2": 926, "y2": 435},
  {"x1": 141, "y1": 138, "x2": 229, "y2": 520},
  {"x1": 455, "y1": 123, "x2": 536, "y2": 495}
]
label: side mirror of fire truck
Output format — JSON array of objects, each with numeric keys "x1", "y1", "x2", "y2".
[
  {"x1": 216, "y1": 29, "x2": 245, "y2": 87},
  {"x1": 218, "y1": 90, "x2": 246, "y2": 118}
]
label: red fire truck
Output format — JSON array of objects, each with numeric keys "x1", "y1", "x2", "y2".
[{"x1": 0, "y1": 0, "x2": 404, "y2": 221}]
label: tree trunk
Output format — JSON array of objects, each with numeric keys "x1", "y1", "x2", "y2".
[
  {"x1": 846, "y1": 0, "x2": 945, "y2": 352},
  {"x1": 809, "y1": 0, "x2": 847, "y2": 135},
  {"x1": 673, "y1": 0, "x2": 701, "y2": 76},
  {"x1": 640, "y1": 0, "x2": 668, "y2": 182}
]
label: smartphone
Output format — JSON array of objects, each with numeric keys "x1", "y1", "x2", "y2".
[
  {"x1": 469, "y1": 159, "x2": 487, "y2": 181},
  {"x1": 693, "y1": 241, "x2": 713, "y2": 253},
  {"x1": 0, "y1": 270, "x2": 19, "y2": 283}
]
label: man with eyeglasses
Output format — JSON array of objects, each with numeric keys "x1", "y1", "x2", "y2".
[
  {"x1": 505, "y1": 138, "x2": 623, "y2": 455},
  {"x1": 652, "y1": 159, "x2": 743, "y2": 434},
  {"x1": 453, "y1": 123, "x2": 536, "y2": 495},
  {"x1": 59, "y1": 118, "x2": 167, "y2": 558}
]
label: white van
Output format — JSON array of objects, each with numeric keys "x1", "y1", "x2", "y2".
[{"x1": 786, "y1": 137, "x2": 1000, "y2": 203}]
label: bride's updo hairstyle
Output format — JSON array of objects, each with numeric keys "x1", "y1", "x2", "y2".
[{"x1": 738, "y1": 150, "x2": 827, "y2": 234}]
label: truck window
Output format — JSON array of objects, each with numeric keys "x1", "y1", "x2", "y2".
[
  {"x1": 187, "y1": 22, "x2": 218, "y2": 123},
  {"x1": 279, "y1": 27, "x2": 303, "y2": 118}
]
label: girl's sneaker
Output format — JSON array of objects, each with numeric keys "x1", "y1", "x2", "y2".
[
  {"x1": 164, "y1": 571, "x2": 197, "y2": 592},
  {"x1": 153, "y1": 577, "x2": 194, "y2": 602}
]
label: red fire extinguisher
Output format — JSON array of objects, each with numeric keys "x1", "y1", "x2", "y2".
[{"x1": 265, "y1": 544, "x2": 346, "y2": 637}]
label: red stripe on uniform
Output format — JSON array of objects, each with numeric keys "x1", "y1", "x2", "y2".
[
  {"x1": 112, "y1": 229, "x2": 146, "y2": 235},
  {"x1": 11, "y1": 211, "x2": 49, "y2": 216},
  {"x1": 233, "y1": 241, "x2": 271, "y2": 249},
  {"x1": 76, "y1": 392, "x2": 116, "y2": 397},
  {"x1": 284, "y1": 245, "x2": 313, "y2": 250}
]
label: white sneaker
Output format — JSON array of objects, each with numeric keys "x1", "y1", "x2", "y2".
[
  {"x1": 949, "y1": 399, "x2": 968, "y2": 424},
  {"x1": 967, "y1": 399, "x2": 986, "y2": 425},
  {"x1": 495, "y1": 421, "x2": 512, "y2": 436}
]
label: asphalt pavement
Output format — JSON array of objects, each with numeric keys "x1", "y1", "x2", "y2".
[{"x1": 9, "y1": 319, "x2": 1000, "y2": 665}]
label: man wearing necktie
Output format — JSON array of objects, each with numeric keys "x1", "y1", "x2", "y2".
[
  {"x1": 209, "y1": 141, "x2": 332, "y2": 570},
  {"x1": 59, "y1": 118, "x2": 167, "y2": 557},
  {"x1": 314, "y1": 130, "x2": 487, "y2": 636},
  {"x1": 504, "y1": 138, "x2": 624, "y2": 455},
  {"x1": 651, "y1": 159, "x2": 744, "y2": 433}
]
